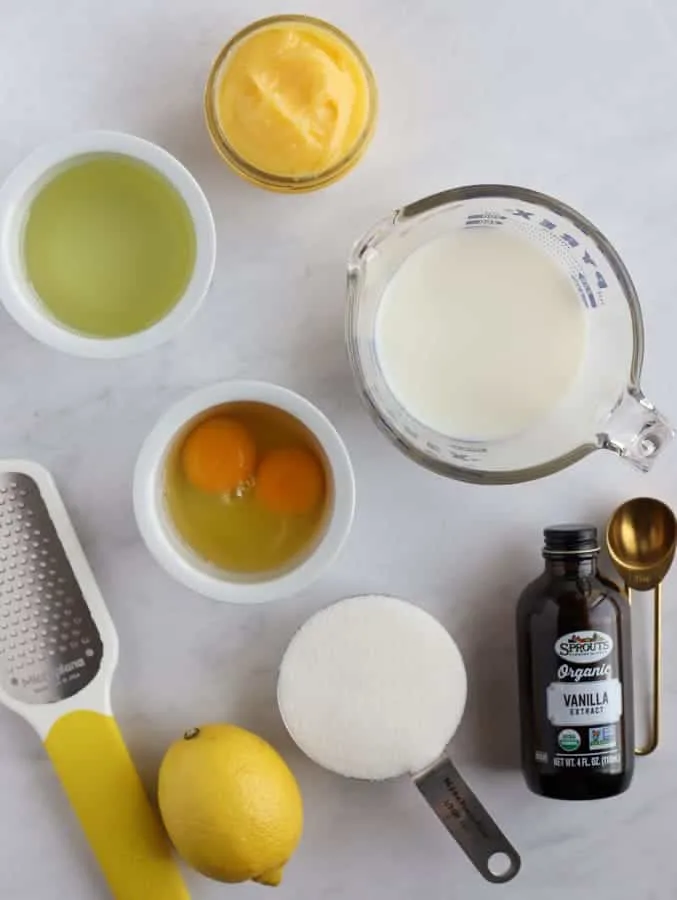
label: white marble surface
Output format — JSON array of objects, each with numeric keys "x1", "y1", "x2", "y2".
[{"x1": 0, "y1": 0, "x2": 676, "y2": 897}]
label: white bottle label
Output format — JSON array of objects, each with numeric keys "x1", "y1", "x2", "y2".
[{"x1": 546, "y1": 678, "x2": 622, "y2": 726}]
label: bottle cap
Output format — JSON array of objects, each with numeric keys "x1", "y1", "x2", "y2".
[{"x1": 543, "y1": 524, "x2": 599, "y2": 555}]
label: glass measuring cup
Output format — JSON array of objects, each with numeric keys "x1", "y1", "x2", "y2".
[
  {"x1": 346, "y1": 185, "x2": 673, "y2": 484},
  {"x1": 278, "y1": 594, "x2": 521, "y2": 883}
]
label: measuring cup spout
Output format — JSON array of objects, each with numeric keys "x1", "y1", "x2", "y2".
[{"x1": 599, "y1": 387, "x2": 674, "y2": 472}]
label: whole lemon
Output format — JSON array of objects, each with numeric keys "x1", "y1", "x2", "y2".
[{"x1": 158, "y1": 724, "x2": 303, "y2": 886}]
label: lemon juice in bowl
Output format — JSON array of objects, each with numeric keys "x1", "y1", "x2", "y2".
[
  {"x1": 0, "y1": 131, "x2": 216, "y2": 357},
  {"x1": 23, "y1": 154, "x2": 196, "y2": 338}
]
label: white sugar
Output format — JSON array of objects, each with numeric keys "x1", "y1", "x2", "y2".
[{"x1": 277, "y1": 594, "x2": 467, "y2": 780}]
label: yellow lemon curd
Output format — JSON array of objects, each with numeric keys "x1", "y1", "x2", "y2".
[{"x1": 208, "y1": 17, "x2": 375, "y2": 187}]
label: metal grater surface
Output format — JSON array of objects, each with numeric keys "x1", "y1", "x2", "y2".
[{"x1": 0, "y1": 473, "x2": 103, "y2": 704}]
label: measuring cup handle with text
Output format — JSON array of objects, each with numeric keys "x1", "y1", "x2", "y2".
[{"x1": 414, "y1": 756, "x2": 521, "y2": 883}]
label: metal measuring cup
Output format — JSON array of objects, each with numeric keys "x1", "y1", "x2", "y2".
[{"x1": 278, "y1": 594, "x2": 520, "y2": 883}]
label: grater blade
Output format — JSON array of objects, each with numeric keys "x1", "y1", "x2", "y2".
[{"x1": 0, "y1": 472, "x2": 103, "y2": 704}]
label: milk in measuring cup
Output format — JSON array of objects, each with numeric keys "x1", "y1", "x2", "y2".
[{"x1": 375, "y1": 227, "x2": 587, "y2": 441}]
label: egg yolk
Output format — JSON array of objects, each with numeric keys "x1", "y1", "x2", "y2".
[
  {"x1": 181, "y1": 417, "x2": 256, "y2": 494},
  {"x1": 255, "y1": 447, "x2": 325, "y2": 515}
]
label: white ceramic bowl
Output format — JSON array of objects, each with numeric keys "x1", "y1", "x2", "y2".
[
  {"x1": 0, "y1": 130, "x2": 216, "y2": 358},
  {"x1": 133, "y1": 381, "x2": 356, "y2": 604}
]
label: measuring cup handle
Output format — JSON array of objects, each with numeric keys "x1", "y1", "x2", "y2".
[
  {"x1": 413, "y1": 756, "x2": 521, "y2": 883},
  {"x1": 600, "y1": 387, "x2": 674, "y2": 472}
]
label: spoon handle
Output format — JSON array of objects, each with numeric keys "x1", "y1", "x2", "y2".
[
  {"x1": 413, "y1": 756, "x2": 520, "y2": 883},
  {"x1": 630, "y1": 583, "x2": 662, "y2": 756}
]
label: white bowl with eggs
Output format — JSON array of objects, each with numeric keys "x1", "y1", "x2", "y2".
[
  {"x1": 133, "y1": 381, "x2": 356, "y2": 604},
  {"x1": 0, "y1": 130, "x2": 216, "y2": 358}
]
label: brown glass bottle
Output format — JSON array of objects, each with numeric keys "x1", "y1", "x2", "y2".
[{"x1": 517, "y1": 524, "x2": 634, "y2": 800}]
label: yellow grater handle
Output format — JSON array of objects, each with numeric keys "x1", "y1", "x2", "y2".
[{"x1": 44, "y1": 710, "x2": 190, "y2": 900}]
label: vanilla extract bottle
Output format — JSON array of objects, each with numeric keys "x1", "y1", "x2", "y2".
[{"x1": 517, "y1": 525, "x2": 634, "y2": 800}]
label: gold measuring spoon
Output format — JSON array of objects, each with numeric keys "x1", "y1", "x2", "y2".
[{"x1": 606, "y1": 498, "x2": 676, "y2": 755}]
